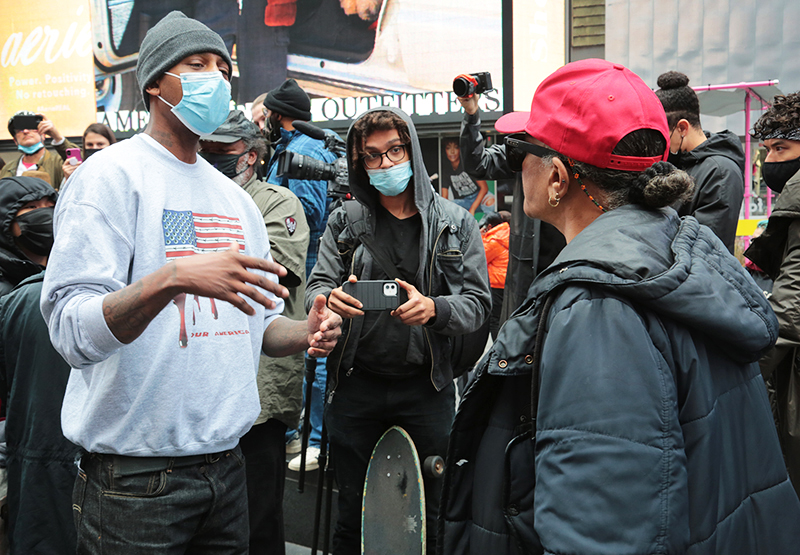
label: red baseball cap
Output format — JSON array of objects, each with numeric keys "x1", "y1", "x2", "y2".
[{"x1": 495, "y1": 59, "x2": 669, "y2": 172}]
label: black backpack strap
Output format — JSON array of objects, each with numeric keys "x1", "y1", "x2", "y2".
[{"x1": 342, "y1": 200, "x2": 401, "y2": 279}]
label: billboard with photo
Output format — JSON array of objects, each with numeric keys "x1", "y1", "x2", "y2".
[
  {"x1": 0, "y1": 0, "x2": 505, "y2": 138},
  {"x1": 439, "y1": 135, "x2": 497, "y2": 219},
  {"x1": 0, "y1": 0, "x2": 96, "y2": 140}
]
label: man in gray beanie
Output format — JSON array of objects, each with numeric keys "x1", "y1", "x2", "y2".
[
  {"x1": 41, "y1": 12, "x2": 342, "y2": 554},
  {"x1": 262, "y1": 78, "x2": 339, "y2": 473}
]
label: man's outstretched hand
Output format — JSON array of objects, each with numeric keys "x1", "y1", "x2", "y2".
[
  {"x1": 172, "y1": 243, "x2": 289, "y2": 316},
  {"x1": 306, "y1": 294, "x2": 343, "y2": 357}
]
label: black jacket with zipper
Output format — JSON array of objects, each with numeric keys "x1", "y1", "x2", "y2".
[{"x1": 305, "y1": 107, "x2": 491, "y2": 396}]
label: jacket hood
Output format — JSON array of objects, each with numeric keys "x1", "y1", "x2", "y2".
[
  {"x1": 680, "y1": 130, "x2": 745, "y2": 172},
  {"x1": 0, "y1": 176, "x2": 56, "y2": 288},
  {"x1": 0, "y1": 176, "x2": 56, "y2": 254},
  {"x1": 532, "y1": 206, "x2": 776, "y2": 362},
  {"x1": 345, "y1": 107, "x2": 434, "y2": 214}
]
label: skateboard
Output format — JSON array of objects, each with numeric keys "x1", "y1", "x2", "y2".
[{"x1": 361, "y1": 426, "x2": 444, "y2": 555}]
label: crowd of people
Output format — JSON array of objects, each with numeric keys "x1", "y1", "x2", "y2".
[{"x1": 1, "y1": 9, "x2": 800, "y2": 555}]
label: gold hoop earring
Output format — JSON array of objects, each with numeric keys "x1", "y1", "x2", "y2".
[{"x1": 549, "y1": 192, "x2": 560, "y2": 208}]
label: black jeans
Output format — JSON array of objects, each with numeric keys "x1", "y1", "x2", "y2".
[
  {"x1": 241, "y1": 419, "x2": 289, "y2": 555},
  {"x1": 73, "y1": 446, "x2": 248, "y2": 554},
  {"x1": 490, "y1": 287, "x2": 505, "y2": 340},
  {"x1": 325, "y1": 371, "x2": 455, "y2": 555}
]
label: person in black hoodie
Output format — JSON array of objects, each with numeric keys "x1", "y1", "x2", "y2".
[
  {"x1": 307, "y1": 107, "x2": 490, "y2": 554},
  {"x1": 655, "y1": 71, "x2": 745, "y2": 253},
  {"x1": 0, "y1": 176, "x2": 71, "y2": 553},
  {"x1": 0, "y1": 176, "x2": 57, "y2": 296}
]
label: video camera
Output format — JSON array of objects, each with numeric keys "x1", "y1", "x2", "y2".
[
  {"x1": 453, "y1": 72, "x2": 493, "y2": 98},
  {"x1": 276, "y1": 121, "x2": 350, "y2": 200}
]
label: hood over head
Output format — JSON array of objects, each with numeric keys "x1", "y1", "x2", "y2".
[
  {"x1": 345, "y1": 107, "x2": 435, "y2": 214},
  {"x1": 0, "y1": 176, "x2": 57, "y2": 252},
  {"x1": 0, "y1": 176, "x2": 57, "y2": 287},
  {"x1": 681, "y1": 130, "x2": 745, "y2": 172},
  {"x1": 533, "y1": 206, "x2": 776, "y2": 362}
]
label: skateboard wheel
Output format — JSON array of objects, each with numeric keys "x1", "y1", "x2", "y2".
[{"x1": 423, "y1": 455, "x2": 444, "y2": 479}]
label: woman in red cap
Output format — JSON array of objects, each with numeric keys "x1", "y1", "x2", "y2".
[{"x1": 438, "y1": 59, "x2": 800, "y2": 555}]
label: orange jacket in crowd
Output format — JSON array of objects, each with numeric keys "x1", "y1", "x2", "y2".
[{"x1": 482, "y1": 221, "x2": 510, "y2": 289}]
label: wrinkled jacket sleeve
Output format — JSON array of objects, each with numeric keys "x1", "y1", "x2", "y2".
[
  {"x1": 689, "y1": 159, "x2": 744, "y2": 252},
  {"x1": 533, "y1": 292, "x2": 688, "y2": 554},
  {"x1": 427, "y1": 215, "x2": 491, "y2": 336},
  {"x1": 305, "y1": 209, "x2": 347, "y2": 312},
  {"x1": 768, "y1": 219, "x2": 800, "y2": 349},
  {"x1": 460, "y1": 111, "x2": 514, "y2": 180}
]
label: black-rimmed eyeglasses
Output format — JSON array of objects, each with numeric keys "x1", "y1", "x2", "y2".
[
  {"x1": 504, "y1": 134, "x2": 560, "y2": 172},
  {"x1": 361, "y1": 144, "x2": 408, "y2": 169}
]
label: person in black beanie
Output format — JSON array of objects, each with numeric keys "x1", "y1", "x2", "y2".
[
  {"x1": 262, "y1": 79, "x2": 340, "y2": 473},
  {"x1": 655, "y1": 71, "x2": 745, "y2": 253}
]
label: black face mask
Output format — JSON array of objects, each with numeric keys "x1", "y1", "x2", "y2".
[
  {"x1": 200, "y1": 151, "x2": 248, "y2": 179},
  {"x1": 14, "y1": 206, "x2": 54, "y2": 257},
  {"x1": 667, "y1": 150, "x2": 688, "y2": 168},
  {"x1": 762, "y1": 156, "x2": 800, "y2": 194},
  {"x1": 83, "y1": 148, "x2": 102, "y2": 160},
  {"x1": 667, "y1": 129, "x2": 687, "y2": 168}
]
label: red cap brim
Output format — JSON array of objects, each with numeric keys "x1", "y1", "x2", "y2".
[{"x1": 494, "y1": 111, "x2": 530, "y2": 134}]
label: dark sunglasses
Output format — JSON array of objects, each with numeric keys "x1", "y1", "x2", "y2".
[{"x1": 504, "y1": 134, "x2": 560, "y2": 172}]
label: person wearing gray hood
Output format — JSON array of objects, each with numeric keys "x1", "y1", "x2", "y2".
[
  {"x1": 656, "y1": 71, "x2": 745, "y2": 253},
  {"x1": 306, "y1": 107, "x2": 491, "y2": 554}
]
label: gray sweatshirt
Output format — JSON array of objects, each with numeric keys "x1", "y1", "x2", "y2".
[{"x1": 41, "y1": 134, "x2": 284, "y2": 457}]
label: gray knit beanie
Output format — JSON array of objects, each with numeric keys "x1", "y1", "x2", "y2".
[
  {"x1": 264, "y1": 79, "x2": 312, "y2": 121},
  {"x1": 136, "y1": 11, "x2": 232, "y2": 111}
]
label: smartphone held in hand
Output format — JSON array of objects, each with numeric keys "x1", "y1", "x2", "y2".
[
  {"x1": 66, "y1": 148, "x2": 82, "y2": 164},
  {"x1": 343, "y1": 280, "x2": 408, "y2": 311}
]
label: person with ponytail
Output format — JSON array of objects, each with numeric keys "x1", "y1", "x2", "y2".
[
  {"x1": 438, "y1": 59, "x2": 800, "y2": 555},
  {"x1": 655, "y1": 71, "x2": 745, "y2": 253}
]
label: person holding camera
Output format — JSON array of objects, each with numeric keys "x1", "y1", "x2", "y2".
[
  {"x1": 307, "y1": 107, "x2": 490, "y2": 554},
  {"x1": 1, "y1": 112, "x2": 77, "y2": 187},
  {"x1": 263, "y1": 78, "x2": 339, "y2": 471},
  {"x1": 457, "y1": 92, "x2": 566, "y2": 326}
]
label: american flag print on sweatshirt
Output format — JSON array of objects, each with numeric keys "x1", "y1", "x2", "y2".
[{"x1": 162, "y1": 209, "x2": 245, "y2": 259}]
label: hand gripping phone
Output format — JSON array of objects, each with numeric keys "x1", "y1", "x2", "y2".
[
  {"x1": 342, "y1": 280, "x2": 408, "y2": 311},
  {"x1": 66, "y1": 148, "x2": 82, "y2": 164}
]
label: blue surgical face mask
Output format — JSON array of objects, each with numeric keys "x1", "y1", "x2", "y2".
[
  {"x1": 158, "y1": 71, "x2": 231, "y2": 136},
  {"x1": 17, "y1": 142, "x2": 44, "y2": 155},
  {"x1": 366, "y1": 161, "x2": 413, "y2": 196}
]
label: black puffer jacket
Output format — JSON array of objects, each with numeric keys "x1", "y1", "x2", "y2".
[
  {"x1": 306, "y1": 107, "x2": 491, "y2": 394},
  {"x1": 440, "y1": 206, "x2": 800, "y2": 555},
  {"x1": 674, "y1": 130, "x2": 744, "y2": 253},
  {"x1": 0, "y1": 176, "x2": 56, "y2": 295}
]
